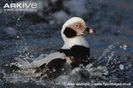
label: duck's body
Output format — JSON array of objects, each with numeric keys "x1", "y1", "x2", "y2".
[
  {"x1": 59, "y1": 45, "x2": 90, "y2": 68},
  {"x1": 11, "y1": 17, "x2": 95, "y2": 78}
]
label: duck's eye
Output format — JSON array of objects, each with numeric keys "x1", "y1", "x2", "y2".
[{"x1": 75, "y1": 24, "x2": 81, "y2": 29}]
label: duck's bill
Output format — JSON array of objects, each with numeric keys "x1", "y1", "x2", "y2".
[{"x1": 83, "y1": 27, "x2": 96, "y2": 34}]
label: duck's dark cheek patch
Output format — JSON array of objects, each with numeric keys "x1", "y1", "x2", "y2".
[{"x1": 64, "y1": 27, "x2": 77, "y2": 38}]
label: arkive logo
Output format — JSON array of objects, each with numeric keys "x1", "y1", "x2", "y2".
[{"x1": 3, "y1": 1, "x2": 38, "y2": 12}]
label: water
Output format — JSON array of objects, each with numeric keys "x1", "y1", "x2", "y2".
[
  {"x1": 0, "y1": 42, "x2": 132, "y2": 88},
  {"x1": 0, "y1": 0, "x2": 133, "y2": 88}
]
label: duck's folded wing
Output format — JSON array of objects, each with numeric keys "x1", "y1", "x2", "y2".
[{"x1": 17, "y1": 52, "x2": 66, "y2": 69}]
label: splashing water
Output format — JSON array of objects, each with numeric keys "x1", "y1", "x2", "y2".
[
  {"x1": 96, "y1": 42, "x2": 119, "y2": 66},
  {"x1": 0, "y1": 42, "x2": 132, "y2": 88}
]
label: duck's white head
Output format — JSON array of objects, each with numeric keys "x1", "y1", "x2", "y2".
[{"x1": 61, "y1": 17, "x2": 95, "y2": 49}]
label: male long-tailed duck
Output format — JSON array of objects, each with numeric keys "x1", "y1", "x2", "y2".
[{"x1": 11, "y1": 17, "x2": 95, "y2": 78}]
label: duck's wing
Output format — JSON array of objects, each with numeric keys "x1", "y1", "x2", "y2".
[
  {"x1": 7, "y1": 52, "x2": 66, "y2": 76},
  {"x1": 31, "y1": 52, "x2": 66, "y2": 68},
  {"x1": 17, "y1": 52, "x2": 66, "y2": 69}
]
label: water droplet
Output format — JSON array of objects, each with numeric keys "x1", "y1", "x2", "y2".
[
  {"x1": 123, "y1": 45, "x2": 127, "y2": 50},
  {"x1": 18, "y1": 17, "x2": 20, "y2": 20},
  {"x1": 16, "y1": 36, "x2": 20, "y2": 38},
  {"x1": 120, "y1": 44, "x2": 127, "y2": 50},
  {"x1": 119, "y1": 64, "x2": 124, "y2": 70}
]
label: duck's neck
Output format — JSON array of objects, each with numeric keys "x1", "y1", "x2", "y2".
[{"x1": 61, "y1": 36, "x2": 89, "y2": 49}]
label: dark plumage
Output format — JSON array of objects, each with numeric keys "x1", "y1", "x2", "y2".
[
  {"x1": 63, "y1": 27, "x2": 77, "y2": 38},
  {"x1": 34, "y1": 45, "x2": 90, "y2": 77},
  {"x1": 35, "y1": 58, "x2": 66, "y2": 78},
  {"x1": 59, "y1": 45, "x2": 90, "y2": 68},
  {"x1": 9, "y1": 17, "x2": 95, "y2": 79},
  {"x1": 35, "y1": 58, "x2": 66, "y2": 73}
]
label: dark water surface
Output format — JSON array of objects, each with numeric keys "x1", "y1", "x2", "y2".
[{"x1": 0, "y1": 0, "x2": 133, "y2": 88}]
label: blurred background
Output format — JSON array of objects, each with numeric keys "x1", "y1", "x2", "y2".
[
  {"x1": 0, "y1": 0, "x2": 133, "y2": 60},
  {"x1": 0, "y1": 0, "x2": 133, "y2": 87}
]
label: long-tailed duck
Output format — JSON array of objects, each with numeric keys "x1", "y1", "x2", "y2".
[{"x1": 11, "y1": 17, "x2": 95, "y2": 78}]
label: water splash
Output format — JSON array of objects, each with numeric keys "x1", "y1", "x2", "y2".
[{"x1": 0, "y1": 42, "x2": 132, "y2": 88}]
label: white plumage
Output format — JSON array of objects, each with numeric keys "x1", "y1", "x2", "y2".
[{"x1": 11, "y1": 17, "x2": 95, "y2": 77}]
